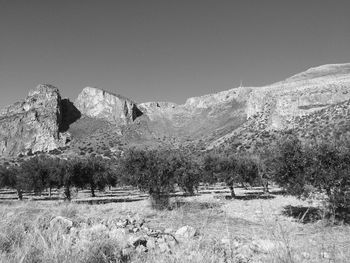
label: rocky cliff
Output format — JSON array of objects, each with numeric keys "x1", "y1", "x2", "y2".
[
  {"x1": 75, "y1": 87, "x2": 143, "y2": 125},
  {"x1": 0, "y1": 85, "x2": 64, "y2": 156}
]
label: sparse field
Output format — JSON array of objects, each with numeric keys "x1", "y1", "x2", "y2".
[{"x1": 0, "y1": 187, "x2": 349, "y2": 263}]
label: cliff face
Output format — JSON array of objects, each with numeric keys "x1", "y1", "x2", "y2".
[
  {"x1": 0, "y1": 85, "x2": 64, "y2": 156},
  {"x1": 75, "y1": 87, "x2": 143, "y2": 125}
]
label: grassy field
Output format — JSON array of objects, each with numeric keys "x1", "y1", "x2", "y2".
[{"x1": 0, "y1": 187, "x2": 349, "y2": 263}]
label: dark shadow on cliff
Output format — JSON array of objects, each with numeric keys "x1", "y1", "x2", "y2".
[
  {"x1": 60, "y1": 99, "x2": 81, "y2": 132},
  {"x1": 132, "y1": 104, "x2": 143, "y2": 121}
]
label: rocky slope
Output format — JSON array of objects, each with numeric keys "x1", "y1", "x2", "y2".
[{"x1": 138, "y1": 86, "x2": 252, "y2": 141}]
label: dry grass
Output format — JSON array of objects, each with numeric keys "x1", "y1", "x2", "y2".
[{"x1": 0, "y1": 190, "x2": 349, "y2": 263}]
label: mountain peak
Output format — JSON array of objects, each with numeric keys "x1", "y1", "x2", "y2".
[
  {"x1": 287, "y1": 63, "x2": 350, "y2": 81},
  {"x1": 28, "y1": 84, "x2": 60, "y2": 97}
]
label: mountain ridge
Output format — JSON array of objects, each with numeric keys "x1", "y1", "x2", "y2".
[{"x1": 1, "y1": 63, "x2": 350, "y2": 158}]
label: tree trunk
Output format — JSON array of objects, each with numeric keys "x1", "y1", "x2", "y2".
[
  {"x1": 263, "y1": 181, "x2": 269, "y2": 193},
  {"x1": 64, "y1": 186, "x2": 71, "y2": 201},
  {"x1": 91, "y1": 187, "x2": 95, "y2": 197},
  {"x1": 49, "y1": 187, "x2": 52, "y2": 198},
  {"x1": 229, "y1": 185, "x2": 236, "y2": 198},
  {"x1": 17, "y1": 189, "x2": 23, "y2": 200}
]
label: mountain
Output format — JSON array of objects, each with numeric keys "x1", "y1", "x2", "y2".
[{"x1": 1, "y1": 63, "x2": 350, "y2": 158}]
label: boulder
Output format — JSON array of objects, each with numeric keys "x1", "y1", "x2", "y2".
[
  {"x1": 175, "y1": 225, "x2": 197, "y2": 240},
  {"x1": 49, "y1": 216, "x2": 73, "y2": 233},
  {"x1": 79, "y1": 224, "x2": 109, "y2": 241},
  {"x1": 128, "y1": 235, "x2": 147, "y2": 248},
  {"x1": 249, "y1": 239, "x2": 282, "y2": 254}
]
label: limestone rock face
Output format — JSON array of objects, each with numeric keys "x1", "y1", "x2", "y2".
[
  {"x1": 0, "y1": 84, "x2": 63, "y2": 156},
  {"x1": 246, "y1": 63, "x2": 350, "y2": 130},
  {"x1": 75, "y1": 87, "x2": 143, "y2": 125}
]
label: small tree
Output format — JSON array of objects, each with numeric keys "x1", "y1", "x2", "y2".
[
  {"x1": 305, "y1": 142, "x2": 350, "y2": 214},
  {"x1": 216, "y1": 155, "x2": 238, "y2": 197},
  {"x1": 0, "y1": 164, "x2": 24, "y2": 200},
  {"x1": 121, "y1": 148, "x2": 177, "y2": 209},
  {"x1": 235, "y1": 155, "x2": 259, "y2": 189},
  {"x1": 69, "y1": 156, "x2": 110, "y2": 197},
  {"x1": 271, "y1": 135, "x2": 308, "y2": 196},
  {"x1": 174, "y1": 151, "x2": 201, "y2": 195},
  {"x1": 202, "y1": 153, "x2": 220, "y2": 186},
  {"x1": 60, "y1": 158, "x2": 78, "y2": 201}
]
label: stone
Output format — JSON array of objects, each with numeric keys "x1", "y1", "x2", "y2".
[
  {"x1": 116, "y1": 219, "x2": 129, "y2": 228},
  {"x1": 109, "y1": 228, "x2": 128, "y2": 239},
  {"x1": 249, "y1": 239, "x2": 281, "y2": 254},
  {"x1": 301, "y1": 252, "x2": 310, "y2": 259},
  {"x1": 128, "y1": 235, "x2": 147, "y2": 248},
  {"x1": 164, "y1": 228, "x2": 173, "y2": 234},
  {"x1": 49, "y1": 216, "x2": 73, "y2": 233},
  {"x1": 158, "y1": 242, "x2": 171, "y2": 253},
  {"x1": 220, "y1": 238, "x2": 231, "y2": 247},
  {"x1": 321, "y1": 251, "x2": 331, "y2": 259},
  {"x1": 146, "y1": 238, "x2": 157, "y2": 249},
  {"x1": 79, "y1": 224, "x2": 109, "y2": 241},
  {"x1": 122, "y1": 247, "x2": 134, "y2": 257},
  {"x1": 136, "y1": 245, "x2": 147, "y2": 253},
  {"x1": 175, "y1": 225, "x2": 197, "y2": 240}
]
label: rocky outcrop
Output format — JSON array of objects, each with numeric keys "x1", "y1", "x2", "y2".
[
  {"x1": 75, "y1": 87, "x2": 143, "y2": 125},
  {"x1": 0, "y1": 84, "x2": 65, "y2": 156}
]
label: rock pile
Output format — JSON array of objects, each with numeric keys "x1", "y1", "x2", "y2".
[{"x1": 48, "y1": 215, "x2": 196, "y2": 257}]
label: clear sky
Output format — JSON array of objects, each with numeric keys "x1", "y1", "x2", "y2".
[{"x1": 0, "y1": 0, "x2": 349, "y2": 106}]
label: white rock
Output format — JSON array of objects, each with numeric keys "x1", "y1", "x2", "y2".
[
  {"x1": 301, "y1": 252, "x2": 310, "y2": 259},
  {"x1": 175, "y1": 225, "x2": 197, "y2": 240},
  {"x1": 79, "y1": 224, "x2": 109, "y2": 241},
  {"x1": 250, "y1": 239, "x2": 281, "y2": 254},
  {"x1": 321, "y1": 251, "x2": 331, "y2": 259},
  {"x1": 49, "y1": 216, "x2": 73, "y2": 233}
]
